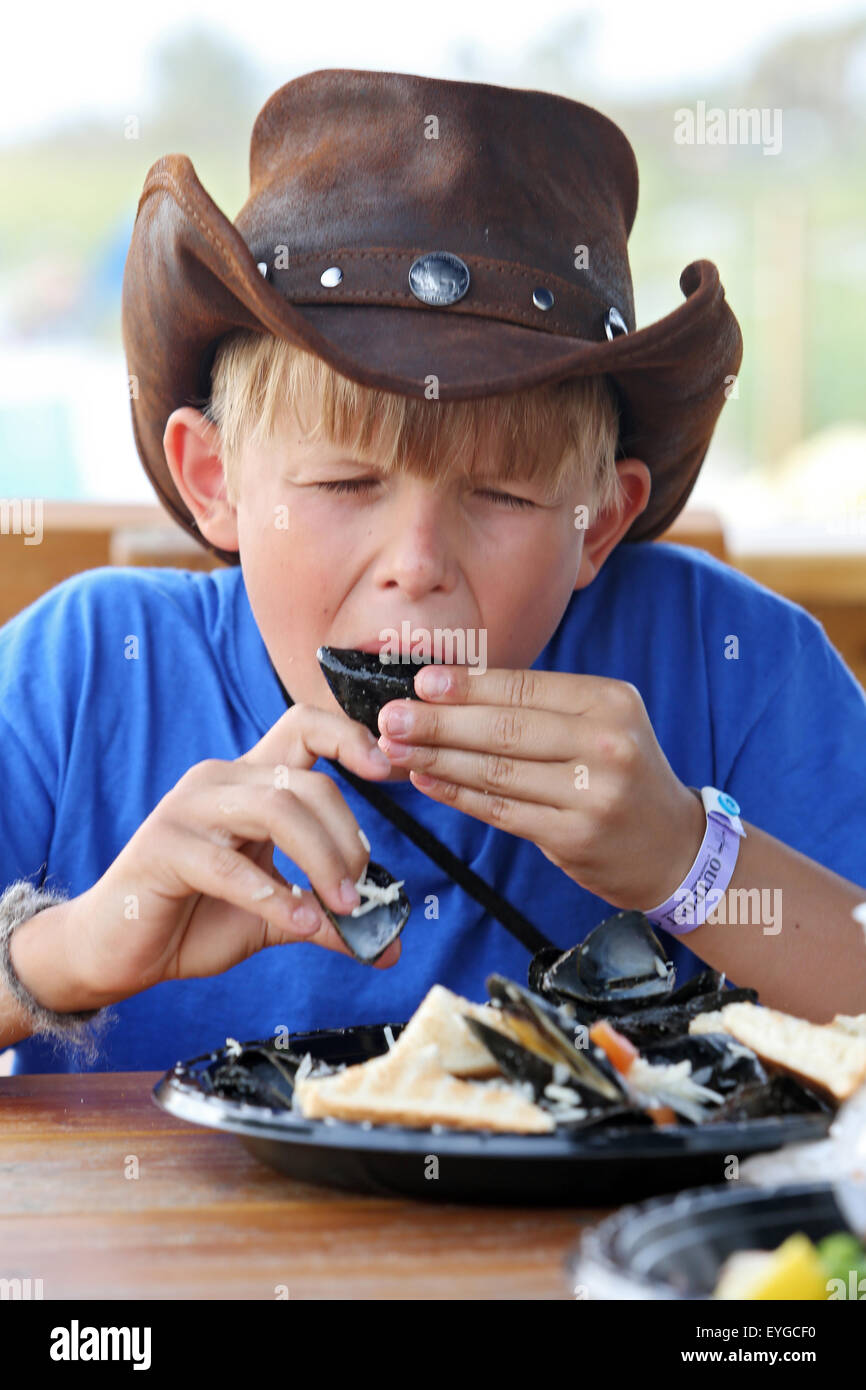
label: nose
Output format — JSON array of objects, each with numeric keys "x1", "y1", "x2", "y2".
[{"x1": 371, "y1": 478, "x2": 457, "y2": 600}]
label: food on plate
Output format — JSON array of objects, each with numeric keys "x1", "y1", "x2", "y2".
[
  {"x1": 530, "y1": 912, "x2": 759, "y2": 1045},
  {"x1": 689, "y1": 1002, "x2": 866, "y2": 1102},
  {"x1": 286, "y1": 913, "x2": 836, "y2": 1134},
  {"x1": 294, "y1": 1039, "x2": 556, "y2": 1133},
  {"x1": 375, "y1": 983, "x2": 514, "y2": 1077},
  {"x1": 208, "y1": 912, "x2": 842, "y2": 1136}
]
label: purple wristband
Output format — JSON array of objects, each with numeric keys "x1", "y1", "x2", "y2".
[{"x1": 643, "y1": 787, "x2": 746, "y2": 936}]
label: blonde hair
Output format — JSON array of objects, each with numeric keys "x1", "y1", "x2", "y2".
[{"x1": 202, "y1": 329, "x2": 625, "y2": 518}]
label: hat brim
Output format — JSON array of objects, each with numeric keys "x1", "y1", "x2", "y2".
[{"x1": 122, "y1": 155, "x2": 742, "y2": 563}]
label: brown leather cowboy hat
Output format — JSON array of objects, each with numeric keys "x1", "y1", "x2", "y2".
[{"x1": 121, "y1": 68, "x2": 743, "y2": 566}]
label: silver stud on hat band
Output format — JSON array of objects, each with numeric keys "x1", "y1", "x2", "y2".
[
  {"x1": 256, "y1": 261, "x2": 268, "y2": 277},
  {"x1": 321, "y1": 266, "x2": 343, "y2": 287},
  {"x1": 604, "y1": 306, "x2": 629, "y2": 339},
  {"x1": 532, "y1": 287, "x2": 554, "y2": 311}
]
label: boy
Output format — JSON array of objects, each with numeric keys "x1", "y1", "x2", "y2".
[{"x1": 2, "y1": 68, "x2": 865, "y2": 1077}]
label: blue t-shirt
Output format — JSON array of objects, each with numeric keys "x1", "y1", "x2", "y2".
[{"x1": 2, "y1": 542, "x2": 865, "y2": 1074}]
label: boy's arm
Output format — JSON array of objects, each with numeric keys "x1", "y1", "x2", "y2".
[
  {"x1": 0, "y1": 898, "x2": 110, "y2": 1049},
  {"x1": 654, "y1": 788, "x2": 866, "y2": 1023}
]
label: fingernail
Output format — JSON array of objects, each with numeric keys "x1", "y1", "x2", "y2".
[
  {"x1": 340, "y1": 877, "x2": 361, "y2": 908},
  {"x1": 417, "y1": 668, "x2": 450, "y2": 695},
  {"x1": 381, "y1": 706, "x2": 410, "y2": 734},
  {"x1": 368, "y1": 745, "x2": 391, "y2": 770},
  {"x1": 292, "y1": 905, "x2": 319, "y2": 933}
]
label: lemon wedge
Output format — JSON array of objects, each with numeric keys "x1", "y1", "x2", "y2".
[{"x1": 714, "y1": 1234, "x2": 828, "y2": 1299}]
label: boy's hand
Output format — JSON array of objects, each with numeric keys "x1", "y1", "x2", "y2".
[
  {"x1": 377, "y1": 666, "x2": 707, "y2": 913},
  {"x1": 67, "y1": 706, "x2": 399, "y2": 1005}
]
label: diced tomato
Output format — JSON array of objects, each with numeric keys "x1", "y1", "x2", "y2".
[
  {"x1": 646, "y1": 1105, "x2": 678, "y2": 1126},
  {"x1": 588, "y1": 1019, "x2": 640, "y2": 1075}
]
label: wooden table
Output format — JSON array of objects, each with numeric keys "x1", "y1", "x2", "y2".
[{"x1": 0, "y1": 1072, "x2": 609, "y2": 1300}]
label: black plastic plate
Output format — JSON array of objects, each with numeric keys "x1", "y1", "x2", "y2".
[
  {"x1": 152, "y1": 1022, "x2": 833, "y2": 1206},
  {"x1": 569, "y1": 1180, "x2": 848, "y2": 1298}
]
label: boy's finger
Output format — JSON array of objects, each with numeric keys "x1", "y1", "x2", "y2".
[
  {"x1": 241, "y1": 703, "x2": 393, "y2": 778},
  {"x1": 262, "y1": 894, "x2": 402, "y2": 967}
]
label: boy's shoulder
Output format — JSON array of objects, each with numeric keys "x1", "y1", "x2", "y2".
[
  {"x1": 4, "y1": 563, "x2": 235, "y2": 633},
  {"x1": 607, "y1": 540, "x2": 826, "y2": 645}
]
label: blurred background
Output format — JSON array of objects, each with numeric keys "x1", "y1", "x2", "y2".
[{"x1": 0, "y1": 1, "x2": 864, "y2": 552}]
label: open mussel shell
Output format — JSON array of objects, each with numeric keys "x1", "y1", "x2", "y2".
[
  {"x1": 464, "y1": 1016, "x2": 558, "y2": 1102},
  {"x1": 317, "y1": 645, "x2": 435, "y2": 737},
  {"x1": 639, "y1": 1032, "x2": 768, "y2": 1097},
  {"x1": 313, "y1": 859, "x2": 410, "y2": 965},
  {"x1": 483, "y1": 974, "x2": 625, "y2": 1106},
  {"x1": 209, "y1": 1045, "x2": 304, "y2": 1110},
  {"x1": 539, "y1": 910, "x2": 676, "y2": 1014},
  {"x1": 527, "y1": 945, "x2": 564, "y2": 997},
  {"x1": 464, "y1": 1017, "x2": 651, "y2": 1131},
  {"x1": 705, "y1": 1074, "x2": 834, "y2": 1123}
]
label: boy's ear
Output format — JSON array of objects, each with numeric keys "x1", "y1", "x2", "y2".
[
  {"x1": 163, "y1": 407, "x2": 239, "y2": 554},
  {"x1": 575, "y1": 457, "x2": 652, "y2": 587}
]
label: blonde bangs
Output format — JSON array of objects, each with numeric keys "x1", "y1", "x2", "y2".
[{"x1": 203, "y1": 329, "x2": 625, "y2": 518}]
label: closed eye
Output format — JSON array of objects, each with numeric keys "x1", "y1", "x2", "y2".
[
  {"x1": 316, "y1": 479, "x2": 535, "y2": 509},
  {"x1": 475, "y1": 489, "x2": 535, "y2": 509},
  {"x1": 316, "y1": 479, "x2": 378, "y2": 495}
]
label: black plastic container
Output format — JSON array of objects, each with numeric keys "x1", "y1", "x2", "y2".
[{"x1": 569, "y1": 1181, "x2": 849, "y2": 1298}]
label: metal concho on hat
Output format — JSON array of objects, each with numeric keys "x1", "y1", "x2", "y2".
[{"x1": 408, "y1": 251, "x2": 470, "y2": 306}]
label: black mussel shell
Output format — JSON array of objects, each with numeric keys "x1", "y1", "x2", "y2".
[
  {"x1": 208, "y1": 1045, "x2": 305, "y2": 1110},
  {"x1": 665, "y1": 968, "x2": 725, "y2": 1006},
  {"x1": 528, "y1": 945, "x2": 564, "y2": 996},
  {"x1": 464, "y1": 1016, "x2": 557, "y2": 1102},
  {"x1": 607, "y1": 986, "x2": 760, "y2": 1047},
  {"x1": 313, "y1": 859, "x2": 410, "y2": 965},
  {"x1": 557, "y1": 1105, "x2": 656, "y2": 1134},
  {"x1": 705, "y1": 1074, "x2": 834, "y2": 1123},
  {"x1": 317, "y1": 645, "x2": 436, "y2": 737},
  {"x1": 484, "y1": 975, "x2": 626, "y2": 1105},
  {"x1": 541, "y1": 911, "x2": 675, "y2": 1014},
  {"x1": 639, "y1": 1032, "x2": 768, "y2": 1096},
  {"x1": 465, "y1": 1014, "x2": 630, "y2": 1117}
]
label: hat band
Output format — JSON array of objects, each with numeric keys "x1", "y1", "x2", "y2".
[{"x1": 255, "y1": 246, "x2": 628, "y2": 342}]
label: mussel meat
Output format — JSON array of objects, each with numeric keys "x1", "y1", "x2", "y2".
[
  {"x1": 479, "y1": 974, "x2": 626, "y2": 1107},
  {"x1": 317, "y1": 645, "x2": 435, "y2": 737},
  {"x1": 464, "y1": 1015, "x2": 643, "y2": 1129},
  {"x1": 312, "y1": 859, "x2": 411, "y2": 964}
]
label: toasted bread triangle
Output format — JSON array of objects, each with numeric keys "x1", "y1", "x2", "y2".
[{"x1": 294, "y1": 1041, "x2": 554, "y2": 1132}]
